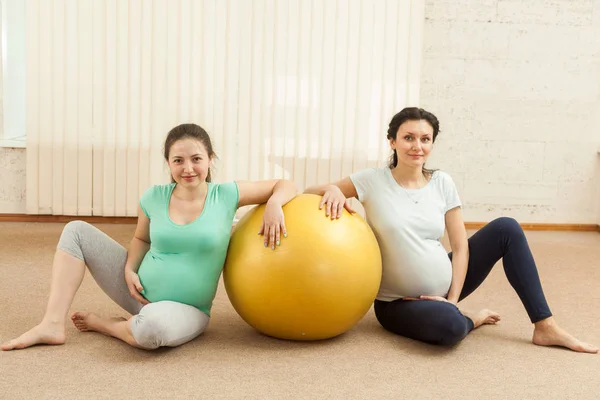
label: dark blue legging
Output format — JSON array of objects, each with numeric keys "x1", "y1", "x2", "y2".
[{"x1": 373, "y1": 217, "x2": 553, "y2": 346}]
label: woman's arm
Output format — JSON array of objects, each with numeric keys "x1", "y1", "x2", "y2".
[
  {"x1": 237, "y1": 179, "x2": 297, "y2": 249},
  {"x1": 237, "y1": 179, "x2": 297, "y2": 208},
  {"x1": 303, "y1": 176, "x2": 358, "y2": 198},
  {"x1": 445, "y1": 206, "x2": 469, "y2": 304},
  {"x1": 123, "y1": 205, "x2": 152, "y2": 304},
  {"x1": 124, "y1": 206, "x2": 151, "y2": 273},
  {"x1": 304, "y1": 177, "x2": 358, "y2": 218}
]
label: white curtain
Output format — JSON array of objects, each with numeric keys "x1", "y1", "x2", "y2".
[{"x1": 26, "y1": 0, "x2": 424, "y2": 216}]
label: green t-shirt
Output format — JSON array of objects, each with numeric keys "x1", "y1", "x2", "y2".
[{"x1": 137, "y1": 182, "x2": 239, "y2": 316}]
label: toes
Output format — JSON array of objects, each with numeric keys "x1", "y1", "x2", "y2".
[
  {"x1": 1, "y1": 341, "x2": 15, "y2": 351},
  {"x1": 7, "y1": 339, "x2": 26, "y2": 350},
  {"x1": 71, "y1": 313, "x2": 92, "y2": 332},
  {"x1": 581, "y1": 343, "x2": 599, "y2": 353},
  {"x1": 72, "y1": 312, "x2": 84, "y2": 320}
]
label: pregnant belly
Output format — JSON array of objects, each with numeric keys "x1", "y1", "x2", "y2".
[
  {"x1": 137, "y1": 262, "x2": 218, "y2": 310},
  {"x1": 379, "y1": 242, "x2": 453, "y2": 299}
]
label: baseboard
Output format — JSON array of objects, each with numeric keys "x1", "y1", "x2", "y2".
[
  {"x1": 464, "y1": 222, "x2": 600, "y2": 232},
  {"x1": 0, "y1": 214, "x2": 137, "y2": 224},
  {"x1": 1, "y1": 213, "x2": 599, "y2": 232}
]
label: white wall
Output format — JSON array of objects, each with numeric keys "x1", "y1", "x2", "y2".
[
  {"x1": 2, "y1": 0, "x2": 600, "y2": 225},
  {"x1": 0, "y1": 147, "x2": 25, "y2": 213},
  {"x1": 2, "y1": 0, "x2": 27, "y2": 139},
  {"x1": 597, "y1": 144, "x2": 600, "y2": 226},
  {"x1": 420, "y1": 0, "x2": 600, "y2": 223}
]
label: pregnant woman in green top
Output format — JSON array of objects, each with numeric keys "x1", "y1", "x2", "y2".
[{"x1": 2, "y1": 123, "x2": 297, "y2": 351}]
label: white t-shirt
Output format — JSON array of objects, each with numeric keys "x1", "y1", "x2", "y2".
[{"x1": 349, "y1": 167, "x2": 462, "y2": 302}]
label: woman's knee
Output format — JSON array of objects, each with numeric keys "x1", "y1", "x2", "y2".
[
  {"x1": 57, "y1": 220, "x2": 91, "y2": 260},
  {"x1": 130, "y1": 312, "x2": 168, "y2": 350},
  {"x1": 492, "y1": 217, "x2": 523, "y2": 234},
  {"x1": 373, "y1": 301, "x2": 398, "y2": 332},
  {"x1": 63, "y1": 220, "x2": 91, "y2": 235},
  {"x1": 374, "y1": 301, "x2": 468, "y2": 346},
  {"x1": 489, "y1": 217, "x2": 526, "y2": 243},
  {"x1": 436, "y1": 318, "x2": 470, "y2": 346},
  {"x1": 130, "y1": 302, "x2": 208, "y2": 350}
]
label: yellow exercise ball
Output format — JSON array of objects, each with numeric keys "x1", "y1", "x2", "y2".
[{"x1": 223, "y1": 194, "x2": 382, "y2": 341}]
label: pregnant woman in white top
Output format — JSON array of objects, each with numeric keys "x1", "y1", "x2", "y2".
[{"x1": 305, "y1": 107, "x2": 597, "y2": 353}]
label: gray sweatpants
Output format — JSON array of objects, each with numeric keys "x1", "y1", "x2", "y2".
[{"x1": 57, "y1": 221, "x2": 209, "y2": 349}]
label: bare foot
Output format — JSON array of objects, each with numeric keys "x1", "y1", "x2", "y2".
[
  {"x1": 533, "y1": 318, "x2": 598, "y2": 354},
  {"x1": 71, "y1": 312, "x2": 125, "y2": 333},
  {"x1": 463, "y1": 309, "x2": 501, "y2": 329},
  {"x1": 1, "y1": 322, "x2": 66, "y2": 351}
]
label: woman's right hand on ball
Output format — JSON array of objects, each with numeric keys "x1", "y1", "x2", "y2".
[
  {"x1": 125, "y1": 268, "x2": 150, "y2": 305},
  {"x1": 320, "y1": 185, "x2": 356, "y2": 219}
]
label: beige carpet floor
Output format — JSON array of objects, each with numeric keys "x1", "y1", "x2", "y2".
[{"x1": 0, "y1": 222, "x2": 599, "y2": 400}]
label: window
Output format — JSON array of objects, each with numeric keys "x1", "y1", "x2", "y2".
[{"x1": 0, "y1": 0, "x2": 26, "y2": 148}]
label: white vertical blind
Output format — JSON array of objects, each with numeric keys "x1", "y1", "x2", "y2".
[{"x1": 26, "y1": 0, "x2": 424, "y2": 216}]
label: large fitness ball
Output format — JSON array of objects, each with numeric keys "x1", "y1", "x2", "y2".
[{"x1": 223, "y1": 194, "x2": 382, "y2": 341}]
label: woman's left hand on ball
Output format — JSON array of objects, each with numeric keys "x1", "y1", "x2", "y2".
[{"x1": 259, "y1": 201, "x2": 288, "y2": 250}]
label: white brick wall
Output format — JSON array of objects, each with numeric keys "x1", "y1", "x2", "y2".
[
  {"x1": 594, "y1": 1, "x2": 600, "y2": 226},
  {"x1": 0, "y1": 3, "x2": 3, "y2": 139},
  {"x1": 422, "y1": 0, "x2": 600, "y2": 224},
  {"x1": 497, "y1": 0, "x2": 593, "y2": 26},
  {"x1": 0, "y1": 148, "x2": 26, "y2": 213}
]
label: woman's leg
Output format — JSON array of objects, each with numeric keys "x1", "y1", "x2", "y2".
[
  {"x1": 71, "y1": 301, "x2": 209, "y2": 350},
  {"x1": 374, "y1": 298, "x2": 500, "y2": 346},
  {"x1": 375, "y1": 299, "x2": 463, "y2": 346},
  {"x1": 455, "y1": 217, "x2": 551, "y2": 320},
  {"x1": 454, "y1": 217, "x2": 597, "y2": 353},
  {"x1": 2, "y1": 221, "x2": 142, "y2": 351}
]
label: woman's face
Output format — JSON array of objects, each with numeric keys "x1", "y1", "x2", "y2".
[
  {"x1": 389, "y1": 119, "x2": 434, "y2": 169},
  {"x1": 167, "y1": 138, "x2": 212, "y2": 188}
]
